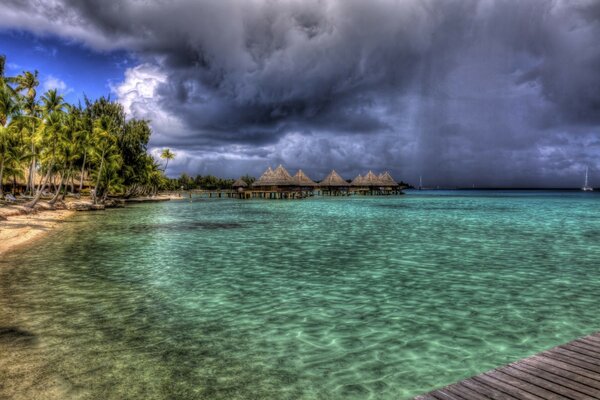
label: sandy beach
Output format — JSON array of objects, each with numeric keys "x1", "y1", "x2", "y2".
[
  {"x1": 0, "y1": 207, "x2": 75, "y2": 256},
  {"x1": 0, "y1": 195, "x2": 181, "y2": 256}
]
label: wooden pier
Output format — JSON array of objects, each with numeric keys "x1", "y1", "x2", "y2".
[
  {"x1": 415, "y1": 331, "x2": 600, "y2": 400},
  {"x1": 188, "y1": 189, "x2": 404, "y2": 200}
]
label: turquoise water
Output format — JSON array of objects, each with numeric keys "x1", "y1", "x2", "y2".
[{"x1": 1, "y1": 191, "x2": 600, "y2": 399}]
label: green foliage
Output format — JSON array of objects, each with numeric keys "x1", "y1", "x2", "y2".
[
  {"x1": 240, "y1": 174, "x2": 256, "y2": 186},
  {"x1": 161, "y1": 174, "x2": 241, "y2": 191},
  {"x1": 0, "y1": 55, "x2": 170, "y2": 202}
]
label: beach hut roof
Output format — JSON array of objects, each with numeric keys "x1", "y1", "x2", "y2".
[
  {"x1": 252, "y1": 166, "x2": 273, "y2": 187},
  {"x1": 252, "y1": 165, "x2": 295, "y2": 186},
  {"x1": 320, "y1": 170, "x2": 348, "y2": 187},
  {"x1": 379, "y1": 171, "x2": 398, "y2": 186},
  {"x1": 232, "y1": 178, "x2": 248, "y2": 188},
  {"x1": 351, "y1": 174, "x2": 365, "y2": 186},
  {"x1": 363, "y1": 170, "x2": 384, "y2": 186},
  {"x1": 271, "y1": 165, "x2": 295, "y2": 185},
  {"x1": 293, "y1": 169, "x2": 317, "y2": 186}
]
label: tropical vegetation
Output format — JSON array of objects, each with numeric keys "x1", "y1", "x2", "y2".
[
  {"x1": 0, "y1": 55, "x2": 172, "y2": 206},
  {"x1": 162, "y1": 173, "x2": 254, "y2": 191}
]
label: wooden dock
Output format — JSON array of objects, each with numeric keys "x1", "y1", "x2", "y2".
[{"x1": 415, "y1": 331, "x2": 600, "y2": 400}]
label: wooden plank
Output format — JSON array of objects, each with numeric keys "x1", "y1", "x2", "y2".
[
  {"x1": 551, "y1": 347, "x2": 600, "y2": 367},
  {"x1": 458, "y1": 379, "x2": 519, "y2": 400},
  {"x1": 541, "y1": 350, "x2": 600, "y2": 374},
  {"x1": 584, "y1": 335, "x2": 600, "y2": 344},
  {"x1": 515, "y1": 361, "x2": 600, "y2": 398},
  {"x1": 497, "y1": 365, "x2": 579, "y2": 399},
  {"x1": 577, "y1": 338, "x2": 600, "y2": 350},
  {"x1": 473, "y1": 373, "x2": 546, "y2": 400},
  {"x1": 415, "y1": 333, "x2": 600, "y2": 400},
  {"x1": 589, "y1": 332, "x2": 600, "y2": 342},
  {"x1": 525, "y1": 356, "x2": 600, "y2": 388},
  {"x1": 561, "y1": 343, "x2": 600, "y2": 359},
  {"x1": 483, "y1": 369, "x2": 564, "y2": 400},
  {"x1": 569, "y1": 340, "x2": 600, "y2": 355},
  {"x1": 445, "y1": 383, "x2": 490, "y2": 400},
  {"x1": 431, "y1": 389, "x2": 465, "y2": 400},
  {"x1": 558, "y1": 342, "x2": 600, "y2": 359}
]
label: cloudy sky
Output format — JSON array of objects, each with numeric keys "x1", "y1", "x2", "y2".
[{"x1": 1, "y1": 0, "x2": 599, "y2": 187}]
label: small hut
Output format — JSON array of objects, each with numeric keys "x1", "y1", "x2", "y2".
[
  {"x1": 363, "y1": 171, "x2": 382, "y2": 186},
  {"x1": 379, "y1": 171, "x2": 403, "y2": 194},
  {"x1": 319, "y1": 170, "x2": 350, "y2": 196},
  {"x1": 232, "y1": 178, "x2": 248, "y2": 190},
  {"x1": 293, "y1": 169, "x2": 317, "y2": 198},
  {"x1": 252, "y1": 166, "x2": 274, "y2": 187},
  {"x1": 351, "y1": 174, "x2": 367, "y2": 195},
  {"x1": 231, "y1": 178, "x2": 249, "y2": 198},
  {"x1": 251, "y1": 165, "x2": 295, "y2": 198},
  {"x1": 378, "y1": 171, "x2": 397, "y2": 186}
]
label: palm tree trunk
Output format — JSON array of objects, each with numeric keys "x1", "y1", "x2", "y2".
[
  {"x1": 49, "y1": 171, "x2": 65, "y2": 205},
  {"x1": 27, "y1": 143, "x2": 35, "y2": 195},
  {"x1": 93, "y1": 154, "x2": 105, "y2": 204},
  {"x1": 0, "y1": 155, "x2": 4, "y2": 196},
  {"x1": 26, "y1": 164, "x2": 53, "y2": 209},
  {"x1": 62, "y1": 167, "x2": 73, "y2": 201},
  {"x1": 79, "y1": 150, "x2": 86, "y2": 193}
]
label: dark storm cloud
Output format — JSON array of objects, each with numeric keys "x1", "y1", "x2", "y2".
[{"x1": 1, "y1": 0, "x2": 599, "y2": 185}]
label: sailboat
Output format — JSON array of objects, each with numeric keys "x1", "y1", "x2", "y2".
[
  {"x1": 419, "y1": 176, "x2": 423, "y2": 190},
  {"x1": 582, "y1": 167, "x2": 594, "y2": 191}
]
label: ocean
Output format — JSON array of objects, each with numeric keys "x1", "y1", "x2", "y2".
[{"x1": 1, "y1": 190, "x2": 600, "y2": 399}]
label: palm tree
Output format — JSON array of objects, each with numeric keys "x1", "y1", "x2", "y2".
[
  {"x1": 76, "y1": 108, "x2": 92, "y2": 194},
  {"x1": 40, "y1": 89, "x2": 65, "y2": 116},
  {"x1": 160, "y1": 148, "x2": 175, "y2": 173},
  {"x1": 13, "y1": 71, "x2": 39, "y2": 103},
  {"x1": 49, "y1": 106, "x2": 81, "y2": 205},
  {"x1": 0, "y1": 55, "x2": 17, "y2": 90},
  {"x1": 0, "y1": 56, "x2": 5, "y2": 83},
  {"x1": 90, "y1": 116, "x2": 119, "y2": 204},
  {"x1": 25, "y1": 90, "x2": 66, "y2": 208},
  {"x1": 0, "y1": 57, "x2": 175, "y2": 206},
  {"x1": 13, "y1": 70, "x2": 40, "y2": 195},
  {"x1": 0, "y1": 84, "x2": 20, "y2": 196}
]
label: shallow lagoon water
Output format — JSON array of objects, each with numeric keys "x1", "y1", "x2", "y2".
[{"x1": 1, "y1": 190, "x2": 600, "y2": 399}]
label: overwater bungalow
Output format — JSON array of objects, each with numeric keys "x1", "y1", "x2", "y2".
[
  {"x1": 231, "y1": 178, "x2": 250, "y2": 198},
  {"x1": 351, "y1": 170, "x2": 402, "y2": 195},
  {"x1": 351, "y1": 173, "x2": 368, "y2": 195},
  {"x1": 379, "y1": 171, "x2": 399, "y2": 194},
  {"x1": 251, "y1": 165, "x2": 297, "y2": 198},
  {"x1": 232, "y1": 178, "x2": 248, "y2": 190},
  {"x1": 215, "y1": 166, "x2": 403, "y2": 199},
  {"x1": 319, "y1": 170, "x2": 350, "y2": 196},
  {"x1": 293, "y1": 170, "x2": 318, "y2": 198}
]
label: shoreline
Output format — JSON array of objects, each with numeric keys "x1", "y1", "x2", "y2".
[
  {"x1": 0, "y1": 206, "x2": 76, "y2": 256},
  {"x1": 0, "y1": 194, "x2": 181, "y2": 257}
]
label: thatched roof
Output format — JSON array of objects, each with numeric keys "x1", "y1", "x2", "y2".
[
  {"x1": 320, "y1": 170, "x2": 348, "y2": 187},
  {"x1": 252, "y1": 166, "x2": 273, "y2": 187},
  {"x1": 363, "y1": 170, "x2": 384, "y2": 186},
  {"x1": 379, "y1": 171, "x2": 398, "y2": 187},
  {"x1": 293, "y1": 169, "x2": 317, "y2": 186},
  {"x1": 351, "y1": 174, "x2": 365, "y2": 186},
  {"x1": 252, "y1": 165, "x2": 295, "y2": 186},
  {"x1": 232, "y1": 178, "x2": 248, "y2": 188}
]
